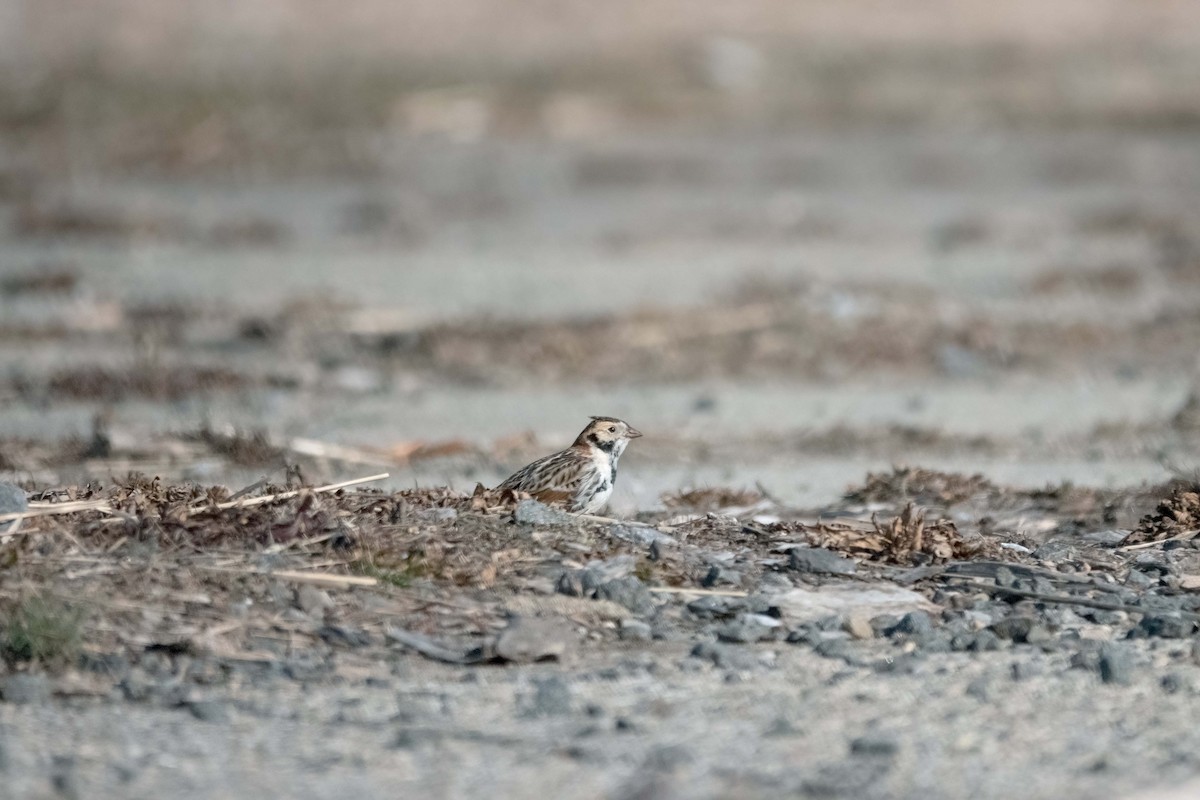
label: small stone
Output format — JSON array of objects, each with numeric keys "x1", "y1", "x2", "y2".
[
  {"x1": 1161, "y1": 673, "x2": 1188, "y2": 694},
  {"x1": 889, "y1": 611, "x2": 935, "y2": 638},
  {"x1": 701, "y1": 565, "x2": 741, "y2": 588},
  {"x1": 1082, "y1": 530, "x2": 1130, "y2": 546},
  {"x1": 186, "y1": 700, "x2": 230, "y2": 723},
  {"x1": 970, "y1": 630, "x2": 1003, "y2": 652},
  {"x1": 993, "y1": 566, "x2": 1018, "y2": 588},
  {"x1": 494, "y1": 616, "x2": 572, "y2": 663},
  {"x1": 514, "y1": 499, "x2": 576, "y2": 526},
  {"x1": 1135, "y1": 614, "x2": 1195, "y2": 639},
  {"x1": 595, "y1": 577, "x2": 654, "y2": 615},
  {"x1": 965, "y1": 677, "x2": 990, "y2": 700},
  {"x1": 619, "y1": 619, "x2": 652, "y2": 642},
  {"x1": 843, "y1": 616, "x2": 875, "y2": 640},
  {"x1": 849, "y1": 735, "x2": 898, "y2": 758},
  {"x1": 717, "y1": 613, "x2": 781, "y2": 644},
  {"x1": 608, "y1": 524, "x2": 677, "y2": 548},
  {"x1": 789, "y1": 547, "x2": 858, "y2": 576},
  {"x1": 690, "y1": 642, "x2": 759, "y2": 671},
  {"x1": 990, "y1": 617, "x2": 1036, "y2": 642},
  {"x1": 1099, "y1": 644, "x2": 1134, "y2": 685},
  {"x1": 869, "y1": 614, "x2": 900, "y2": 635},
  {"x1": 0, "y1": 673, "x2": 50, "y2": 705},
  {"x1": 1125, "y1": 569, "x2": 1157, "y2": 590}
]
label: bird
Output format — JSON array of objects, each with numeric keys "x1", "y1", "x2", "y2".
[{"x1": 496, "y1": 416, "x2": 643, "y2": 514}]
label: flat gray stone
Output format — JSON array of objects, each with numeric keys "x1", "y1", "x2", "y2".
[
  {"x1": 514, "y1": 499, "x2": 576, "y2": 526},
  {"x1": 789, "y1": 547, "x2": 858, "y2": 576}
]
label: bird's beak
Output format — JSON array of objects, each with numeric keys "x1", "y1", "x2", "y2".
[{"x1": 627, "y1": 426, "x2": 643, "y2": 439}]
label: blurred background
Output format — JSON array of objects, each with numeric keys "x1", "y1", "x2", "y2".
[{"x1": 2, "y1": 0, "x2": 1199, "y2": 509}]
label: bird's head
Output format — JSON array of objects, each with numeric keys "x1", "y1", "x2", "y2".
[{"x1": 576, "y1": 416, "x2": 643, "y2": 456}]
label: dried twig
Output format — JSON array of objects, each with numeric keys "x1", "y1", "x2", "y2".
[
  {"x1": 1116, "y1": 530, "x2": 1199, "y2": 552},
  {"x1": 646, "y1": 587, "x2": 749, "y2": 597},
  {"x1": 191, "y1": 473, "x2": 389, "y2": 512},
  {"x1": 194, "y1": 566, "x2": 378, "y2": 588}
]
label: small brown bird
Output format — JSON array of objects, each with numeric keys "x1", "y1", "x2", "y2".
[{"x1": 496, "y1": 416, "x2": 643, "y2": 514}]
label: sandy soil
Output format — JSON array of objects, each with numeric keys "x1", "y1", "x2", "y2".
[{"x1": 3, "y1": 3, "x2": 1200, "y2": 799}]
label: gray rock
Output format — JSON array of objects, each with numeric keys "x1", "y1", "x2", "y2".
[
  {"x1": 970, "y1": 630, "x2": 1003, "y2": 652},
  {"x1": 689, "y1": 642, "x2": 759, "y2": 671},
  {"x1": 1099, "y1": 644, "x2": 1134, "y2": 685},
  {"x1": 701, "y1": 564, "x2": 743, "y2": 588},
  {"x1": 579, "y1": 556, "x2": 636, "y2": 593},
  {"x1": 618, "y1": 619, "x2": 653, "y2": 642},
  {"x1": 789, "y1": 547, "x2": 858, "y2": 576},
  {"x1": 990, "y1": 616, "x2": 1038, "y2": 642},
  {"x1": 843, "y1": 616, "x2": 875, "y2": 640},
  {"x1": 849, "y1": 734, "x2": 899, "y2": 758},
  {"x1": 1133, "y1": 614, "x2": 1195, "y2": 639},
  {"x1": 608, "y1": 524, "x2": 677, "y2": 548},
  {"x1": 686, "y1": 595, "x2": 748, "y2": 619},
  {"x1": 1, "y1": 673, "x2": 50, "y2": 705},
  {"x1": 595, "y1": 577, "x2": 655, "y2": 615},
  {"x1": 0, "y1": 482, "x2": 27, "y2": 534},
  {"x1": 1161, "y1": 672, "x2": 1189, "y2": 694},
  {"x1": 186, "y1": 700, "x2": 230, "y2": 723},
  {"x1": 717, "y1": 613, "x2": 782, "y2": 644},
  {"x1": 1124, "y1": 569, "x2": 1157, "y2": 590},
  {"x1": 1082, "y1": 530, "x2": 1131, "y2": 546},
  {"x1": 514, "y1": 499, "x2": 576, "y2": 526},
  {"x1": 493, "y1": 616, "x2": 573, "y2": 663},
  {"x1": 889, "y1": 611, "x2": 935, "y2": 638}
]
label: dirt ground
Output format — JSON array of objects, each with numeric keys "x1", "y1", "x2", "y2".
[{"x1": 3, "y1": 2, "x2": 1200, "y2": 799}]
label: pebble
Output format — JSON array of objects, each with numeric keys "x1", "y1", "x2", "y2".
[
  {"x1": 608, "y1": 524, "x2": 677, "y2": 548},
  {"x1": 888, "y1": 611, "x2": 935, "y2": 638},
  {"x1": 186, "y1": 699, "x2": 230, "y2": 723},
  {"x1": 849, "y1": 734, "x2": 899, "y2": 758},
  {"x1": 1161, "y1": 672, "x2": 1189, "y2": 694},
  {"x1": 717, "y1": 613, "x2": 781, "y2": 644},
  {"x1": 494, "y1": 616, "x2": 573, "y2": 663},
  {"x1": 843, "y1": 616, "x2": 875, "y2": 640},
  {"x1": 690, "y1": 642, "x2": 759, "y2": 671},
  {"x1": 595, "y1": 577, "x2": 655, "y2": 615},
  {"x1": 1099, "y1": 644, "x2": 1134, "y2": 685},
  {"x1": 619, "y1": 619, "x2": 653, "y2": 642},
  {"x1": 514, "y1": 499, "x2": 576, "y2": 526},
  {"x1": 789, "y1": 547, "x2": 858, "y2": 576},
  {"x1": 1133, "y1": 614, "x2": 1195, "y2": 639},
  {"x1": 1083, "y1": 530, "x2": 1131, "y2": 546}
]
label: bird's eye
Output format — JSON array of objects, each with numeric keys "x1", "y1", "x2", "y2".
[{"x1": 608, "y1": 426, "x2": 616, "y2": 432}]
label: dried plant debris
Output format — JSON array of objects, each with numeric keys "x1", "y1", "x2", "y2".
[
  {"x1": 1123, "y1": 483, "x2": 1200, "y2": 545},
  {"x1": 796, "y1": 503, "x2": 998, "y2": 565},
  {"x1": 843, "y1": 467, "x2": 999, "y2": 507},
  {"x1": 662, "y1": 486, "x2": 763, "y2": 510}
]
